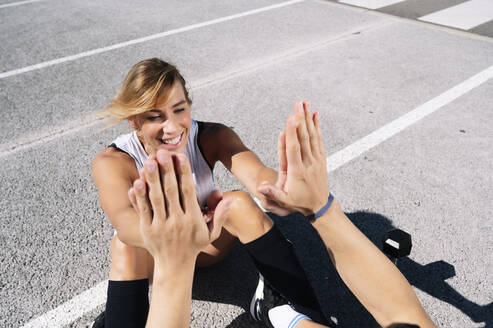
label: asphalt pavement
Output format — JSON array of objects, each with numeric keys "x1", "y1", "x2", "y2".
[{"x1": 0, "y1": 0, "x2": 492, "y2": 327}]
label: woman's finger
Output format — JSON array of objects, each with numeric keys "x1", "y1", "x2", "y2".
[
  {"x1": 209, "y1": 197, "x2": 233, "y2": 241},
  {"x1": 258, "y1": 183, "x2": 288, "y2": 206},
  {"x1": 144, "y1": 159, "x2": 166, "y2": 219},
  {"x1": 206, "y1": 190, "x2": 223, "y2": 211},
  {"x1": 128, "y1": 187, "x2": 137, "y2": 212},
  {"x1": 294, "y1": 101, "x2": 312, "y2": 163},
  {"x1": 175, "y1": 153, "x2": 199, "y2": 213},
  {"x1": 133, "y1": 179, "x2": 152, "y2": 228},
  {"x1": 304, "y1": 102, "x2": 320, "y2": 158},
  {"x1": 156, "y1": 150, "x2": 181, "y2": 216},
  {"x1": 285, "y1": 115, "x2": 303, "y2": 173}
]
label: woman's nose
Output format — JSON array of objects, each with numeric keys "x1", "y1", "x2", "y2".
[{"x1": 161, "y1": 118, "x2": 179, "y2": 135}]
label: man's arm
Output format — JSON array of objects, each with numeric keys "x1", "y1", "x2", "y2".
[
  {"x1": 129, "y1": 150, "x2": 232, "y2": 328},
  {"x1": 258, "y1": 101, "x2": 435, "y2": 328},
  {"x1": 312, "y1": 201, "x2": 433, "y2": 327}
]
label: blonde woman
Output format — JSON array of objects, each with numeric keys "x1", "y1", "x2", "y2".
[{"x1": 92, "y1": 58, "x2": 326, "y2": 327}]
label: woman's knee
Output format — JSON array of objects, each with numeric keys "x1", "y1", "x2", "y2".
[
  {"x1": 222, "y1": 190, "x2": 273, "y2": 243},
  {"x1": 223, "y1": 190, "x2": 261, "y2": 217},
  {"x1": 109, "y1": 236, "x2": 151, "y2": 281},
  {"x1": 196, "y1": 228, "x2": 237, "y2": 267}
]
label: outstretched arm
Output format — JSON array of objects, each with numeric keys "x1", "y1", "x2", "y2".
[
  {"x1": 212, "y1": 123, "x2": 290, "y2": 215},
  {"x1": 128, "y1": 150, "x2": 232, "y2": 328},
  {"x1": 258, "y1": 101, "x2": 435, "y2": 328}
]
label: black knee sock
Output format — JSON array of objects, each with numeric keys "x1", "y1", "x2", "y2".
[
  {"x1": 105, "y1": 279, "x2": 149, "y2": 328},
  {"x1": 244, "y1": 225, "x2": 327, "y2": 324}
]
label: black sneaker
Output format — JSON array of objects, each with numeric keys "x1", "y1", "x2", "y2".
[
  {"x1": 91, "y1": 311, "x2": 105, "y2": 328},
  {"x1": 250, "y1": 273, "x2": 288, "y2": 327}
]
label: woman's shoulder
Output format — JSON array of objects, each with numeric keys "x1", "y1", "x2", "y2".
[
  {"x1": 196, "y1": 121, "x2": 234, "y2": 140},
  {"x1": 92, "y1": 147, "x2": 138, "y2": 182}
]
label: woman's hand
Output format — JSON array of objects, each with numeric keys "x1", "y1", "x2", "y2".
[
  {"x1": 257, "y1": 100, "x2": 329, "y2": 216},
  {"x1": 128, "y1": 149, "x2": 232, "y2": 267}
]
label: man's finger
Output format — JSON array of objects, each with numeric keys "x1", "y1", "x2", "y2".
[
  {"x1": 175, "y1": 153, "x2": 199, "y2": 212},
  {"x1": 134, "y1": 179, "x2": 152, "y2": 228},
  {"x1": 285, "y1": 115, "x2": 303, "y2": 172},
  {"x1": 144, "y1": 159, "x2": 166, "y2": 219},
  {"x1": 156, "y1": 150, "x2": 181, "y2": 216},
  {"x1": 313, "y1": 111, "x2": 325, "y2": 157},
  {"x1": 295, "y1": 101, "x2": 312, "y2": 163},
  {"x1": 277, "y1": 130, "x2": 287, "y2": 176},
  {"x1": 305, "y1": 102, "x2": 320, "y2": 158}
]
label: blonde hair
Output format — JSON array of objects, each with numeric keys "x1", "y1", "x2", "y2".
[{"x1": 100, "y1": 58, "x2": 192, "y2": 126}]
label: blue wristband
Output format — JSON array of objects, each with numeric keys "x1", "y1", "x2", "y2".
[{"x1": 306, "y1": 193, "x2": 334, "y2": 222}]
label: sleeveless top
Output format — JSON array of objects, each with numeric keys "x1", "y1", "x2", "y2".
[{"x1": 110, "y1": 120, "x2": 215, "y2": 207}]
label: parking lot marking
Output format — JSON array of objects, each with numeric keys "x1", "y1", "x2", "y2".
[
  {"x1": 0, "y1": 0, "x2": 42, "y2": 9},
  {"x1": 326, "y1": 64, "x2": 493, "y2": 172},
  {"x1": 0, "y1": 19, "x2": 387, "y2": 158},
  {"x1": 419, "y1": 0, "x2": 493, "y2": 30},
  {"x1": 338, "y1": 0, "x2": 406, "y2": 10},
  {"x1": 0, "y1": 0, "x2": 303, "y2": 80},
  {"x1": 21, "y1": 280, "x2": 108, "y2": 328}
]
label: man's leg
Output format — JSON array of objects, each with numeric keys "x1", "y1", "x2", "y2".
[{"x1": 222, "y1": 191, "x2": 327, "y2": 324}]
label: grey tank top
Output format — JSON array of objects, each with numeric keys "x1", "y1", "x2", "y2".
[{"x1": 111, "y1": 120, "x2": 215, "y2": 207}]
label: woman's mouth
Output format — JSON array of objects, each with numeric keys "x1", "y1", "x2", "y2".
[{"x1": 160, "y1": 132, "x2": 184, "y2": 149}]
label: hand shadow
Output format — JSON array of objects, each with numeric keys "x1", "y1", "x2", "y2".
[{"x1": 191, "y1": 211, "x2": 491, "y2": 327}]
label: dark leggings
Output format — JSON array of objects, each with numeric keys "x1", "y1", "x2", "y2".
[
  {"x1": 104, "y1": 279, "x2": 149, "y2": 328},
  {"x1": 244, "y1": 224, "x2": 328, "y2": 324}
]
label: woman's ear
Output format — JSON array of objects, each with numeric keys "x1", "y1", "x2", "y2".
[{"x1": 128, "y1": 116, "x2": 139, "y2": 130}]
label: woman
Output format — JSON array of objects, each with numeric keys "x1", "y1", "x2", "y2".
[{"x1": 92, "y1": 58, "x2": 324, "y2": 327}]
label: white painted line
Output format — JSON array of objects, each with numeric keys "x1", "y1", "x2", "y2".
[
  {"x1": 0, "y1": 0, "x2": 42, "y2": 9},
  {"x1": 0, "y1": 19, "x2": 388, "y2": 158},
  {"x1": 338, "y1": 0, "x2": 406, "y2": 10},
  {"x1": 21, "y1": 280, "x2": 108, "y2": 328},
  {"x1": 326, "y1": 64, "x2": 493, "y2": 172},
  {"x1": 0, "y1": 0, "x2": 303, "y2": 80},
  {"x1": 419, "y1": 0, "x2": 493, "y2": 30}
]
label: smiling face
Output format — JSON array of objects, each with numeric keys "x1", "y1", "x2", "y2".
[{"x1": 130, "y1": 82, "x2": 192, "y2": 155}]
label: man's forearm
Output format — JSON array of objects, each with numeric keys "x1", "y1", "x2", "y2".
[
  {"x1": 146, "y1": 261, "x2": 195, "y2": 328},
  {"x1": 312, "y1": 200, "x2": 435, "y2": 328}
]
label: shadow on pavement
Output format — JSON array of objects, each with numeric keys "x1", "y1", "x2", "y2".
[{"x1": 191, "y1": 211, "x2": 491, "y2": 327}]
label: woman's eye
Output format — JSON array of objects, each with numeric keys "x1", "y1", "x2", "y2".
[
  {"x1": 147, "y1": 116, "x2": 161, "y2": 121},
  {"x1": 174, "y1": 108, "x2": 185, "y2": 113}
]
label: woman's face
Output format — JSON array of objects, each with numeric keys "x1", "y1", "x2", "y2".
[{"x1": 132, "y1": 82, "x2": 192, "y2": 155}]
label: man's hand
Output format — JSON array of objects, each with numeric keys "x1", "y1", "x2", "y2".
[
  {"x1": 128, "y1": 150, "x2": 232, "y2": 267},
  {"x1": 257, "y1": 100, "x2": 329, "y2": 216}
]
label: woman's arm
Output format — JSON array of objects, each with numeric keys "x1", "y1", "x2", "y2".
[
  {"x1": 209, "y1": 124, "x2": 277, "y2": 195},
  {"x1": 92, "y1": 150, "x2": 145, "y2": 248}
]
